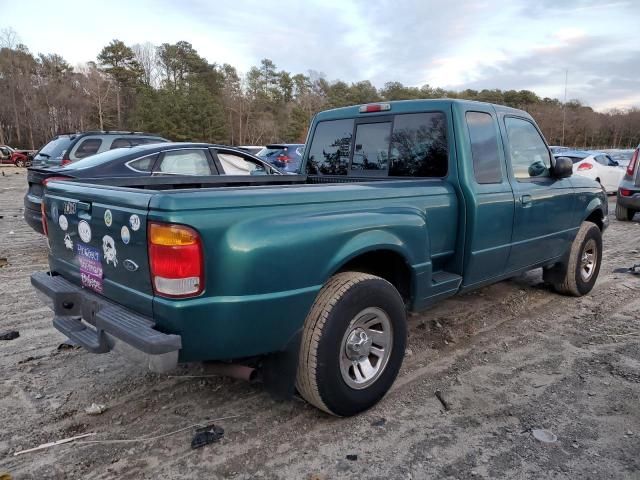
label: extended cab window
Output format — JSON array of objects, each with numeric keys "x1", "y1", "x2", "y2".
[
  {"x1": 156, "y1": 150, "x2": 212, "y2": 175},
  {"x1": 466, "y1": 111, "x2": 502, "y2": 184},
  {"x1": 389, "y1": 112, "x2": 447, "y2": 177},
  {"x1": 505, "y1": 117, "x2": 551, "y2": 180},
  {"x1": 306, "y1": 119, "x2": 353, "y2": 175}
]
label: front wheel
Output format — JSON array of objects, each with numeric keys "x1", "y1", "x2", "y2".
[
  {"x1": 296, "y1": 272, "x2": 407, "y2": 416},
  {"x1": 15, "y1": 159, "x2": 25, "y2": 168},
  {"x1": 551, "y1": 222, "x2": 602, "y2": 296}
]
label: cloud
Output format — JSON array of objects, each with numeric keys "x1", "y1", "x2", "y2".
[{"x1": 2, "y1": 0, "x2": 638, "y2": 111}]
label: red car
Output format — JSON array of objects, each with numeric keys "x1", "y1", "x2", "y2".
[{"x1": 0, "y1": 145, "x2": 33, "y2": 167}]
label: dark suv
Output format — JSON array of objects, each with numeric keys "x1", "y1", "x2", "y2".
[
  {"x1": 31, "y1": 131, "x2": 168, "y2": 168},
  {"x1": 616, "y1": 145, "x2": 640, "y2": 221}
]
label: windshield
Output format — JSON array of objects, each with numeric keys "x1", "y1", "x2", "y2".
[{"x1": 34, "y1": 136, "x2": 72, "y2": 160}]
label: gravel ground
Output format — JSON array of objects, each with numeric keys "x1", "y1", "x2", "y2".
[{"x1": 0, "y1": 165, "x2": 639, "y2": 479}]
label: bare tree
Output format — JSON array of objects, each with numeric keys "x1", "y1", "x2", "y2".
[{"x1": 132, "y1": 42, "x2": 160, "y2": 88}]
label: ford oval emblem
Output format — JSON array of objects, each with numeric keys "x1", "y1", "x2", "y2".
[{"x1": 123, "y1": 259, "x2": 139, "y2": 272}]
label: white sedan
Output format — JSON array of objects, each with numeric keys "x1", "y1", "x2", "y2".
[{"x1": 568, "y1": 152, "x2": 625, "y2": 194}]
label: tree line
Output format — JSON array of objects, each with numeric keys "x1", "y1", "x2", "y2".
[{"x1": 1, "y1": 29, "x2": 639, "y2": 151}]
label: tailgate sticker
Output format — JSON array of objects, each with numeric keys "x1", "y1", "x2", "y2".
[
  {"x1": 120, "y1": 226, "x2": 130, "y2": 245},
  {"x1": 64, "y1": 233, "x2": 73, "y2": 250},
  {"x1": 76, "y1": 244, "x2": 103, "y2": 293},
  {"x1": 104, "y1": 209, "x2": 112, "y2": 227},
  {"x1": 63, "y1": 201, "x2": 77, "y2": 215},
  {"x1": 129, "y1": 214, "x2": 141, "y2": 231},
  {"x1": 58, "y1": 214, "x2": 68, "y2": 231},
  {"x1": 102, "y1": 235, "x2": 118, "y2": 267},
  {"x1": 78, "y1": 220, "x2": 92, "y2": 243}
]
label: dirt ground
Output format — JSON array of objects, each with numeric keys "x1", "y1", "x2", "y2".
[{"x1": 0, "y1": 165, "x2": 639, "y2": 480}]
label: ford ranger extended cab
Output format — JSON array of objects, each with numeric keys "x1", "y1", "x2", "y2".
[{"x1": 32, "y1": 100, "x2": 608, "y2": 416}]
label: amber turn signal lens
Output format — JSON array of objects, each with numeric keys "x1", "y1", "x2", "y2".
[{"x1": 149, "y1": 223, "x2": 198, "y2": 246}]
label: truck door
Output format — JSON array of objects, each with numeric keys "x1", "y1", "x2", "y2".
[
  {"x1": 459, "y1": 107, "x2": 515, "y2": 287},
  {"x1": 501, "y1": 115, "x2": 575, "y2": 271}
]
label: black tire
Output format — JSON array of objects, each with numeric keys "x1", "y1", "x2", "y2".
[
  {"x1": 296, "y1": 272, "x2": 407, "y2": 416},
  {"x1": 615, "y1": 202, "x2": 635, "y2": 221},
  {"x1": 552, "y1": 222, "x2": 602, "y2": 297}
]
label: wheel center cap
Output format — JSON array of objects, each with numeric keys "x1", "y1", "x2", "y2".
[{"x1": 345, "y1": 328, "x2": 372, "y2": 360}]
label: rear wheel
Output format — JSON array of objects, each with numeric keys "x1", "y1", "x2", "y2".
[
  {"x1": 15, "y1": 159, "x2": 25, "y2": 168},
  {"x1": 551, "y1": 222, "x2": 602, "y2": 296},
  {"x1": 296, "y1": 272, "x2": 407, "y2": 416},
  {"x1": 615, "y1": 202, "x2": 635, "y2": 221}
]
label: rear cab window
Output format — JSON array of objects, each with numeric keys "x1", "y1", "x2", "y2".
[{"x1": 306, "y1": 112, "x2": 448, "y2": 178}]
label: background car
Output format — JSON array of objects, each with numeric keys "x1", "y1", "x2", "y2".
[
  {"x1": 549, "y1": 145, "x2": 570, "y2": 154},
  {"x1": 0, "y1": 145, "x2": 35, "y2": 166},
  {"x1": 256, "y1": 143, "x2": 305, "y2": 173},
  {"x1": 615, "y1": 146, "x2": 640, "y2": 221},
  {"x1": 555, "y1": 150, "x2": 624, "y2": 193},
  {"x1": 236, "y1": 145, "x2": 265, "y2": 155},
  {"x1": 602, "y1": 149, "x2": 635, "y2": 169},
  {"x1": 31, "y1": 131, "x2": 169, "y2": 168},
  {"x1": 24, "y1": 143, "x2": 281, "y2": 234}
]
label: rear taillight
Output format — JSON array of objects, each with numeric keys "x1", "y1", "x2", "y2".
[
  {"x1": 619, "y1": 188, "x2": 633, "y2": 197},
  {"x1": 148, "y1": 222, "x2": 203, "y2": 298},
  {"x1": 42, "y1": 176, "x2": 70, "y2": 187},
  {"x1": 60, "y1": 158, "x2": 72, "y2": 166},
  {"x1": 627, "y1": 148, "x2": 639, "y2": 176},
  {"x1": 277, "y1": 155, "x2": 290, "y2": 163},
  {"x1": 577, "y1": 163, "x2": 593, "y2": 171},
  {"x1": 40, "y1": 201, "x2": 48, "y2": 236}
]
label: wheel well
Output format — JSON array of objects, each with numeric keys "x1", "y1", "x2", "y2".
[
  {"x1": 585, "y1": 209, "x2": 604, "y2": 230},
  {"x1": 337, "y1": 250, "x2": 412, "y2": 302}
]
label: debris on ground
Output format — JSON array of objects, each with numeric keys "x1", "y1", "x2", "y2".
[
  {"x1": 85, "y1": 403, "x2": 108, "y2": 415},
  {"x1": 13, "y1": 433, "x2": 96, "y2": 456},
  {"x1": 57, "y1": 339, "x2": 80, "y2": 350},
  {"x1": 191, "y1": 424, "x2": 224, "y2": 449},
  {"x1": 613, "y1": 264, "x2": 640, "y2": 275},
  {"x1": 0, "y1": 330, "x2": 19, "y2": 341},
  {"x1": 532, "y1": 429, "x2": 557, "y2": 443},
  {"x1": 371, "y1": 418, "x2": 386, "y2": 427},
  {"x1": 0, "y1": 257, "x2": 7, "y2": 268},
  {"x1": 346, "y1": 454, "x2": 358, "y2": 461},
  {"x1": 435, "y1": 389, "x2": 451, "y2": 411}
]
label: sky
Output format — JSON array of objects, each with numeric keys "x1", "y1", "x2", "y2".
[{"x1": 1, "y1": 0, "x2": 639, "y2": 111}]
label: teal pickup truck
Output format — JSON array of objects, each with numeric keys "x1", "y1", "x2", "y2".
[{"x1": 32, "y1": 99, "x2": 608, "y2": 416}]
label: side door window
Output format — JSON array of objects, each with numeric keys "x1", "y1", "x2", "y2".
[
  {"x1": 110, "y1": 138, "x2": 133, "y2": 149},
  {"x1": 504, "y1": 117, "x2": 551, "y2": 180},
  {"x1": 71, "y1": 138, "x2": 103, "y2": 160},
  {"x1": 154, "y1": 149, "x2": 212, "y2": 175},
  {"x1": 216, "y1": 151, "x2": 267, "y2": 175}
]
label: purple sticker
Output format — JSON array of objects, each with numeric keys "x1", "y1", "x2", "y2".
[{"x1": 76, "y1": 244, "x2": 103, "y2": 293}]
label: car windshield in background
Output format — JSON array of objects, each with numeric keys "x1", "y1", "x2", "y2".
[
  {"x1": 555, "y1": 151, "x2": 591, "y2": 164},
  {"x1": 34, "y1": 136, "x2": 72, "y2": 161}
]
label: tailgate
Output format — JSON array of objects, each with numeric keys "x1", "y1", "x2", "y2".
[{"x1": 43, "y1": 180, "x2": 155, "y2": 316}]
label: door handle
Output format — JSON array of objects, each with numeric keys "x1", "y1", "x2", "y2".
[{"x1": 520, "y1": 194, "x2": 532, "y2": 205}]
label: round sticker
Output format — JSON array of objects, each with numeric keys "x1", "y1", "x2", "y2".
[
  {"x1": 58, "y1": 214, "x2": 68, "y2": 231},
  {"x1": 121, "y1": 225, "x2": 130, "y2": 245},
  {"x1": 78, "y1": 220, "x2": 92, "y2": 243},
  {"x1": 104, "y1": 209, "x2": 113, "y2": 227},
  {"x1": 129, "y1": 214, "x2": 141, "y2": 232}
]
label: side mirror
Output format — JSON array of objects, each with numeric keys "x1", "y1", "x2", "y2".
[{"x1": 552, "y1": 156, "x2": 573, "y2": 179}]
